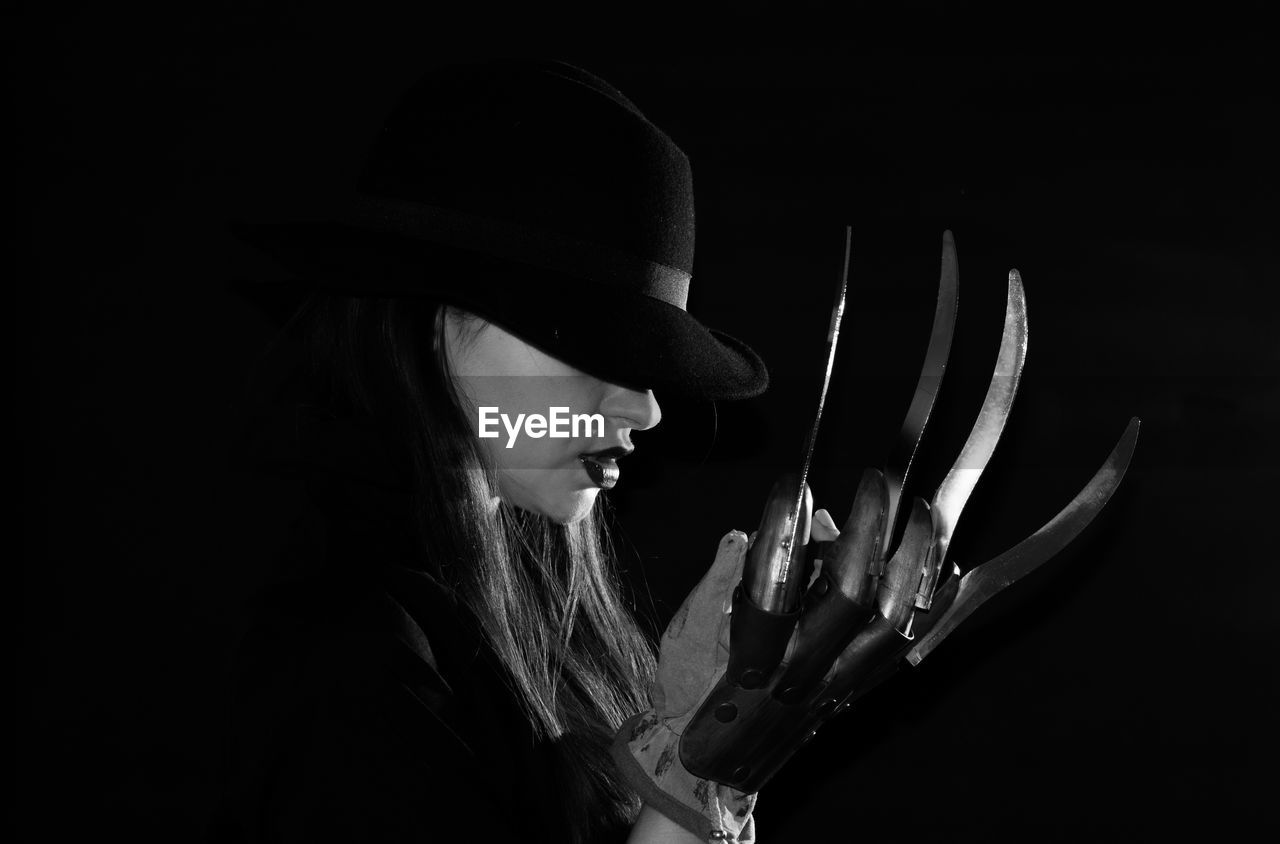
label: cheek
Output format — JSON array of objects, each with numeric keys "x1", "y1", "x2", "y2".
[{"x1": 482, "y1": 429, "x2": 575, "y2": 473}]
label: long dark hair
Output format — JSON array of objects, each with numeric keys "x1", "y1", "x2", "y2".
[{"x1": 294, "y1": 291, "x2": 656, "y2": 840}]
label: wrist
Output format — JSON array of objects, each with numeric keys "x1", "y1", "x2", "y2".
[
  {"x1": 612, "y1": 712, "x2": 757, "y2": 843},
  {"x1": 630, "y1": 803, "x2": 706, "y2": 843}
]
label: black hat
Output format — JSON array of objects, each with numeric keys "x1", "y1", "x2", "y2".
[{"x1": 236, "y1": 59, "x2": 768, "y2": 401}]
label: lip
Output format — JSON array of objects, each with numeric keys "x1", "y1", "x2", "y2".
[
  {"x1": 582, "y1": 445, "x2": 634, "y2": 461},
  {"x1": 579, "y1": 455, "x2": 620, "y2": 489},
  {"x1": 578, "y1": 445, "x2": 632, "y2": 490}
]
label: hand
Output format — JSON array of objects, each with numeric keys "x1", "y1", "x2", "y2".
[
  {"x1": 625, "y1": 228, "x2": 1139, "y2": 823},
  {"x1": 611, "y1": 530, "x2": 756, "y2": 842},
  {"x1": 675, "y1": 470, "x2": 944, "y2": 792},
  {"x1": 611, "y1": 509, "x2": 841, "y2": 842}
]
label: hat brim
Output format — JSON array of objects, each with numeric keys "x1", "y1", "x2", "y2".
[{"x1": 232, "y1": 221, "x2": 769, "y2": 401}]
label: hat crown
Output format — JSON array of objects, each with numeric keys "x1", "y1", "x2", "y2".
[
  {"x1": 232, "y1": 60, "x2": 768, "y2": 400},
  {"x1": 357, "y1": 60, "x2": 696, "y2": 274}
]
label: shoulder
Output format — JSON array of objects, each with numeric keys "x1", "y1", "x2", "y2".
[{"x1": 211, "y1": 574, "x2": 507, "y2": 842}]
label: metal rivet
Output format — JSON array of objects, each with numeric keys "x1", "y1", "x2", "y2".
[
  {"x1": 714, "y1": 702, "x2": 738, "y2": 723},
  {"x1": 813, "y1": 698, "x2": 837, "y2": 718},
  {"x1": 810, "y1": 576, "x2": 830, "y2": 597},
  {"x1": 740, "y1": 668, "x2": 764, "y2": 689},
  {"x1": 731, "y1": 765, "x2": 751, "y2": 783}
]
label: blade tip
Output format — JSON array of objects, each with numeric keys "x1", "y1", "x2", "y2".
[{"x1": 1117, "y1": 416, "x2": 1142, "y2": 453}]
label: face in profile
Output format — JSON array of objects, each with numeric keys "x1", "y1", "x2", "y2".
[{"x1": 441, "y1": 308, "x2": 662, "y2": 524}]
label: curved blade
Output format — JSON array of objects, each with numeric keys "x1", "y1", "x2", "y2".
[
  {"x1": 879, "y1": 231, "x2": 960, "y2": 571},
  {"x1": 877, "y1": 497, "x2": 933, "y2": 633},
  {"x1": 905, "y1": 417, "x2": 1141, "y2": 666},
  {"x1": 916, "y1": 269, "x2": 1028, "y2": 609}
]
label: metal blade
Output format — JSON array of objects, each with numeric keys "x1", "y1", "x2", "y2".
[
  {"x1": 878, "y1": 231, "x2": 960, "y2": 572},
  {"x1": 773, "y1": 227, "x2": 851, "y2": 596},
  {"x1": 905, "y1": 417, "x2": 1141, "y2": 666},
  {"x1": 915, "y1": 269, "x2": 1029, "y2": 609}
]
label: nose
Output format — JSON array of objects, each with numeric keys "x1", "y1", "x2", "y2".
[{"x1": 600, "y1": 384, "x2": 662, "y2": 432}]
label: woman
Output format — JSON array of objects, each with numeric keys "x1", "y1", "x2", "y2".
[{"x1": 214, "y1": 59, "x2": 837, "y2": 842}]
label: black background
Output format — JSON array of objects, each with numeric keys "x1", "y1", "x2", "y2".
[{"x1": 18, "y1": 4, "x2": 1278, "y2": 840}]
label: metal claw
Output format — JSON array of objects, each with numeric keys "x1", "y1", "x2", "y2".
[
  {"x1": 680, "y1": 232, "x2": 1139, "y2": 796},
  {"x1": 914, "y1": 269, "x2": 1029, "y2": 609},
  {"x1": 906, "y1": 417, "x2": 1141, "y2": 666},
  {"x1": 878, "y1": 497, "x2": 933, "y2": 633},
  {"x1": 747, "y1": 228, "x2": 850, "y2": 613},
  {"x1": 877, "y1": 231, "x2": 960, "y2": 572}
]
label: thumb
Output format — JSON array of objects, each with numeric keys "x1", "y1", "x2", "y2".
[
  {"x1": 654, "y1": 531, "x2": 750, "y2": 717},
  {"x1": 665, "y1": 530, "x2": 749, "y2": 640},
  {"x1": 700, "y1": 530, "x2": 750, "y2": 614}
]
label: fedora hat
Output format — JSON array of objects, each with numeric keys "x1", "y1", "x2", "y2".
[{"x1": 235, "y1": 59, "x2": 768, "y2": 401}]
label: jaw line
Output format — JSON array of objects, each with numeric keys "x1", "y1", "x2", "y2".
[{"x1": 496, "y1": 468, "x2": 603, "y2": 519}]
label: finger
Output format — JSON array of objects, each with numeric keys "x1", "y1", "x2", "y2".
[
  {"x1": 663, "y1": 530, "x2": 748, "y2": 642},
  {"x1": 812, "y1": 508, "x2": 840, "y2": 542},
  {"x1": 706, "y1": 530, "x2": 749, "y2": 612},
  {"x1": 679, "y1": 531, "x2": 749, "y2": 619}
]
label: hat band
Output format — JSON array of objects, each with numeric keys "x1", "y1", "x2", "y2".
[{"x1": 351, "y1": 195, "x2": 690, "y2": 310}]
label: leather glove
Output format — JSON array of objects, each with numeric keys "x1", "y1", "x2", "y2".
[{"x1": 611, "y1": 530, "x2": 757, "y2": 842}]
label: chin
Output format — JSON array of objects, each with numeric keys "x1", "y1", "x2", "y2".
[
  {"x1": 498, "y1": 471, "x2": 600, "y2": 525},
  {"x1": 543, "y1": 488, "x2": 600, "y2": 525}
]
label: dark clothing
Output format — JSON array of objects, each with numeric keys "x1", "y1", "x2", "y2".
[{"x1": 209, "y1": 405, "x2": 631, "y2": 842}]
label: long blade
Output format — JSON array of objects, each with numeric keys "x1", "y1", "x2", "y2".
[
  {"x1": 796, "y1": 226, "x2": 852, "y2": 501},
  {"x1": 905, "y1": 417, "x2": 1141, "y2": 666},
  {"x1": 916, "y1": 269, "x2": 1029, "y2": 609},
  {"x1": 778, "y1": 227, "x2": 851, "y2": 588},
  {"x1": 879, "y1": 231, "x2": 960, "y2": 570}
]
